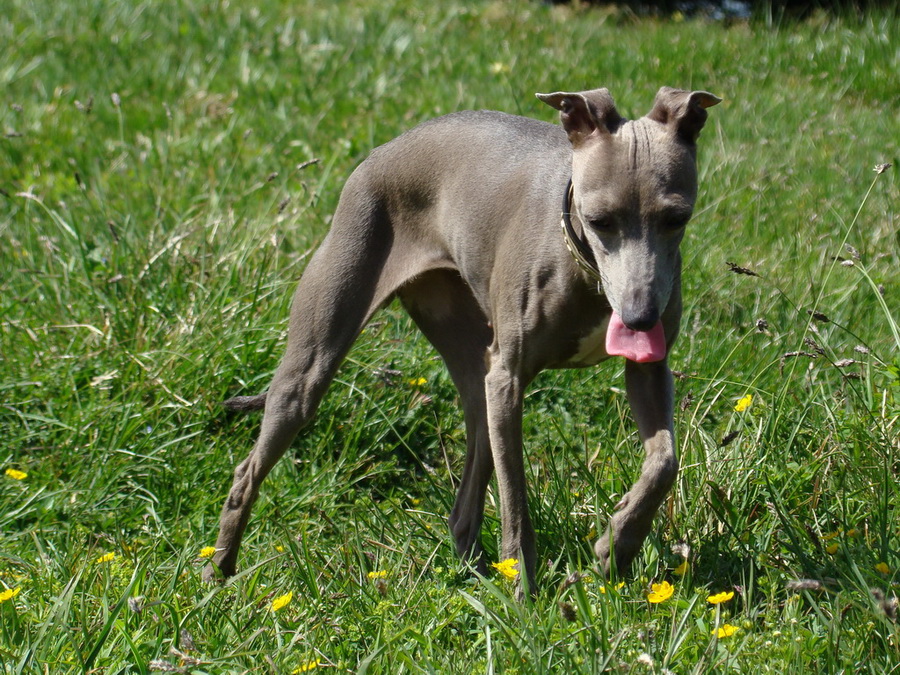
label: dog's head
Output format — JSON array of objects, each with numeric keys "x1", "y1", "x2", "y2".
[{"x1": 537, "y1": 86, "x2": 720, "y2": 361}]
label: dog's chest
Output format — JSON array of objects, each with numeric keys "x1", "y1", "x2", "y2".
[{"x1": 566, "y1": 316, "x2": 612, "y2": 367}]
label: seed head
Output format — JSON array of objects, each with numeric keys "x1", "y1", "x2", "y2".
[
  {"x1": 786, "y1": 579, "x2": 824, "y2": 592},
  {"x1": 559, "y1": 601, "x2": 577, "y2": 622},
  {"x1": 726, "y1": 261, "x2": 760, "y2": 277}
]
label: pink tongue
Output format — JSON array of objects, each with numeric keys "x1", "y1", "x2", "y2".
[{"x1": 605, "y1": 311, "x2": 667, "y2": 363}]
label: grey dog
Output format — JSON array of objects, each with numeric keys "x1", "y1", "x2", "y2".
[{"x1": 204, "y1": 86, "x2": 720, "y2": 591}]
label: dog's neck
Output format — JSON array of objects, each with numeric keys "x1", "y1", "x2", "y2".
[{"x1": 560, "y1": 178, "x2": 604, "y2": 291}]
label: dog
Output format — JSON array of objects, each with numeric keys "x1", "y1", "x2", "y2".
[{"x1": 204, "y1": 86, "x2": 720, "y2": 591}]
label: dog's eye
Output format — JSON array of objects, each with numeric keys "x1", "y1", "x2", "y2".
[
  {"x1": 666, "y1": 215, "x2": 691, "y2": 231},
  {"x1": 587, "y1": 217, "x2": 615, "y2": 232}
]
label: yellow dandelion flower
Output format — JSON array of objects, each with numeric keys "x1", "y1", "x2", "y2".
[
  {"x1": 674, "y1": 560, "x2": 689, "y2": 576},
  {"x1": 875, "y1": 562, "x2": 891, "y2": 575},
  {"x1": 713, "y1": 624, "x2": 739, "y2": 638},
  {"x1": 293, "y1": 660, "x2": 320, "y2": 673},
  {"x1": 95, "y1": 552, "x2": 115, "y2": 565},
  {"x1": 598, "y1": 581, "x2": 624, "y2": 594},
  {"x1": 408, "y1": 377, "x2": 427, "y2": 387},
  {"x1": 0, "y1": 587, "x2": 21, "y2": 603},
  {"x1": 271, "y1": 591, "x2": 293, "y2": 612},
  {"x1": 491, "y1": 558, "x2": 519, "y2": 581},
  {"x1": 734, "y1": 394, "x2": 753, "y2": 412},
  {"x1": 5, "y1": 468, "x2": 27, "y2": 481},
  {"x1": 647, "y1": 580, "x2": 674, "y2": 603},
  {"x1": 275, "y1": 545, "x2": 285, "y2": 553},
  {"x1": 367, "y1": 570, "x2": 388, "y2": 579},
  {"x1": 825, "y1": 543, "x2": 839, "y2": 555},
  {"x1": 198, "y1": 546, "x2": 217, "y2": 559},
  {"x1": 707, "y1": 590, "x2": 735, "y2": 605}
]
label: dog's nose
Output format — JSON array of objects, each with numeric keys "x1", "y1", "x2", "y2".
[{"x1": 621, "y1": 307, "x2": 660, "y2": 332}]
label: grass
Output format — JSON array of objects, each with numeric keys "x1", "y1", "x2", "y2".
[{"x1": 1, "y1": 0, "x2": 898, "y2": 672}]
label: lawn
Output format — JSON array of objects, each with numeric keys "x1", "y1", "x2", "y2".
[{"x1": 0, "y1": 0, "x2": 898, "y2": 672}]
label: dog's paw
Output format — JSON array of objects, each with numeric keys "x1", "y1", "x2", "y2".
[
  {"x1": 594, "y1": 533, "x2": 613, "y2": 574},
  {"x1": 201, "y1": 562, "x2": 225, "y2": 584},
  {"x1": 594, "y1": 530, "x2": 641, "y2": 577}
]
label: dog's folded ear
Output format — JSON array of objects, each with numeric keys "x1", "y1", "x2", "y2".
[
  {"x1": 536, "y1": 89, "x2": 624, "y2": 146},
  {"x1": 646, "y1": 87, "x2": 722, "y2": 143}
]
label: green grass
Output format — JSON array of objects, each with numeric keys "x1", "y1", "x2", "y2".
[{"x1": 1, "y1": 0, "x2": 898, "y2": 672}]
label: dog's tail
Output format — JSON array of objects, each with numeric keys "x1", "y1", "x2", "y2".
[{"x1": 221, "y1": 392, "x2": 268, "y2": 412}]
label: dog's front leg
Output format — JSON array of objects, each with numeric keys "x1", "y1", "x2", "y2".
[
  {"x1": 595, "y1": 359, "x2": 678, "y2": 575},
  {"x1": 484, "y1": 354, "x2": 536, "y2": 593}
]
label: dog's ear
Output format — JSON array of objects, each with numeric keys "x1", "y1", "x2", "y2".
[
  {"x1": 646, "y1": 87, "x2": 721, "y2": 143},
  {"x1": 536, "y1": 89, "x2": 624, "y2": 146}
]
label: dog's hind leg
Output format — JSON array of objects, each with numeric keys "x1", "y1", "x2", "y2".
[
  {"x1": 205, "y1": 195, "x2": 407, "y2": 581},
  {"x1": 398, "y1": 270, "x2": 494, "y2": 573}
]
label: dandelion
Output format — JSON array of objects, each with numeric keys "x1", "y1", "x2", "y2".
[
  {"x1": 275, "y1": 545, "x2": 285, "y2": 553},
  {"x1": 4, "y1": 468, "x2": 27, "y2": 481},
  {"x1": 271, "y1": 591, "x2": 293, "y2": 612},
  {"x1": 598, "y1": 581, "x2": 624, "y2": 594},
  {"x1": 198, "y1": 546, "x2": 217, "y2": 559},
  {"x1": 408, "y1": 377, "x2": 427, "y2": 386},
  {"x1": 95, "y1": 552, "x2": 115, "y2": 564},
  {"x1": 713, "y1": 624, "x2": 739, "y2": 638},
  {"x1": 707, "y1": 590, "x2": 735, "y2": 605},
  {"x1": 367, "y1": 570, "x2": 388, "y2": 579},
  {"x1": 293, "y1": 660, "x2": 320, "y2": 673},
  {"x1": 672, "y1": 542, "x2": 691, "y2": 558},
  {"x1": 0, "y1": 587, "x2": 21, "y2": 603},
  {"x1": 875, "y1": 562, "x2": 891, "y2": 575},
  {"x1": 674, "y1": 561, "x2": 689, "y2": 576},
  {"x1": 491, "y1": 558, "x2": 519, "y2": 581},
  {"x1": 734, "y1": 394, "x2": 753, "y2": 412},
  {"x1": 825, "y1": 543, "x2": 839, "y2": 555},
  {"x1": 636, "y1": 653, "x2": 655, "y2": 666},
  {"x1": 647, "y1": 580, "x2": 674, "y2": 603}
]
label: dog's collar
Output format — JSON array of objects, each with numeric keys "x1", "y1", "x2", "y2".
[{"x1": 560, "y1": 178, "x2": 604, "y2": 285}]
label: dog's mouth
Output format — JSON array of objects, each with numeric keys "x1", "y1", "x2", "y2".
[{"x1": 605, "y1": 311, "x2": 667, "y2": 363}]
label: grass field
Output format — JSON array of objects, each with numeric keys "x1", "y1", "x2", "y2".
[{"x1": 1, "y1": 0, "x2": 898, "y2": 672}]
